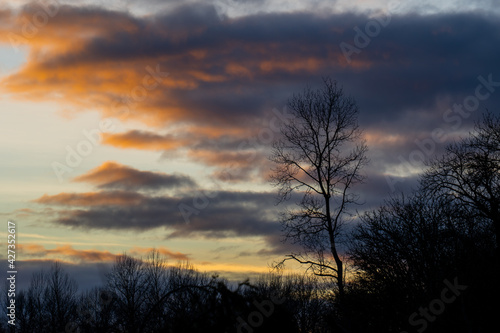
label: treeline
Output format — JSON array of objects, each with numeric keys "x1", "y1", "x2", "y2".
[
  {"x1": 344, "y1": 113, "x2": 499, "y2": 333},
  {"x1": 2, "y1": 113, "x2": 499, "y2": 332},
  {"x1": 347, "y1": 187, "x2": 497, "y2": 332},
  {"x1": 1, "y1": 257, "x2": 336, "y2": 333},
  {"x1": 2, "y1": 209, "x2": 495, "y2": 333},
  {"x1": 343, "y1": 113, "x2": 499, "y2": 333}
]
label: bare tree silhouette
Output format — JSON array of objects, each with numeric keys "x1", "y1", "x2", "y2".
[
  {"x1": 270, "y1": 77, "x2": 368, "y2": 306},
  {"x1": 422, "y1": 112, "x2": 500, "y2": 252},
  {"x1": 106, "y1": 255, "x2": 147, "y2": 333}
]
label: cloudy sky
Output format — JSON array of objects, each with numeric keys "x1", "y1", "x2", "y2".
[{"x1": 1, "y1": 0, "x2": 499, "y2": 288}]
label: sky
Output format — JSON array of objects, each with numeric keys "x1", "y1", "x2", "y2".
[{"x1": 1, "y1": 0, "x2": 500, "y2": 289}]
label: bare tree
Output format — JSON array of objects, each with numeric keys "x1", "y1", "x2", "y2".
[
  {"x1": 422, "y1": 112, "x2": 500, "y2": 251},
  {"x1": 106, "y1": 255, "x2": 147, "y2": 333},
  {"x1": 76, "y1": 287, "x2": 116, "y2": 333},
  {"x1": 44, "y1": 262, "x2": 78, "y2": 332},
  {"x1": 141, "y1": 250, "x2": 169, "y2": 332},
  {"x1": 348, "y1": 188, "x2": 495, "y2": 333},
  {"x1": 25, "y1": 271, "x2": 46, "y2": 333},
  {"x1": 270, "y1": 77, "x2": 368, "y2": 301},
  {"x1": 250, "y1": 272, "x2": 331, "y2": 333}
]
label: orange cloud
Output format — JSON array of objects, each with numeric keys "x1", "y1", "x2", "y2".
[
  {"x1": 364, "y1": 130, "x2": 405, "y2": 147},
  {"x1": 17, "y1": 243, "x2": 189, "y2": 263},
  {"x1": 34, "y1": 191, "x2": 145, "y2": 206},
  {"x1": 0, "y1": 2, "x2": 366, "y2": 184},
  {"x1": 18, "y1": 243, "x2": 118, "y2": 262},
  {"x1": 188, "y1": 149, "x2": 260, "y2": 168},
  {"x1": 72, "y1": 161, "x2": 196, "y2": 190},
  {"x1": 101, "y1": 131, "x2": 190, "y2": 151},
  {"x1": 259, "y1": 57, "x2": 325, "y2": 73},
  {"x1": 187, "y1": 149, "x2": 273, "y2": 183},
  {"x1": 225, "y1": 63, "x2": 253, "y2": 78},
  {"x1": 101, "y1": 126, "x2": 251, "y2": 151},
  {"x1": 0, "y1": 4, "x2": 346, "y2": 129},
  {"x1": 129, "y1": 246, "x2": 190, "y2": 261},
  {"x1": 73, "y1": 161, "x2": 133, "y2": 184}
]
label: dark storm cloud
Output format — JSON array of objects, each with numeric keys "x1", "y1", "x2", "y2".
[
  {"x1": 3, "y1": 4, "x2": 499, "y2": 154},
  {"x1": 76, "y1": 8, "x2": 500, "y2": 165},
  {"x1": 38, "y1": 189, "x2": 285, "y2": 239},
  {"x1": 32, "y1": 163, "x2": 290, "y2": 247},
  {"x1": 5, "y1": 3, "x2": 500, "y2": 253},
  {"x1": 356, "y1": 171, "x2": 421, "y2": 207},
  {"x1": 343, "y1": 13, "x2": 500, "y2": 124},
  {"x1": 41, "y1": 189, "x2": 302, "y2": 255},
  {"x1": 34, "y1": 191, "x2": 146, "y2": 206},
  {"x1": 72, "y1": 161, "x2": 197, "y2": 190}
]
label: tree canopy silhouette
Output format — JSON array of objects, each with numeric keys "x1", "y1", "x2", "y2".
[{"x1": 270, "y1": 77, "x2": 368, "y2": 304}]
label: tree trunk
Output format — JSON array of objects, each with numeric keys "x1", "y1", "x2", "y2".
[{"x1": 331, "y1": 244, "x2": 344, "y2": 299}]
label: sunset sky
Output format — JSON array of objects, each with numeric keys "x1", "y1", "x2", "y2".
[{"x1": 1, "y1": 0, "x2": 500, "y2": 289}]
